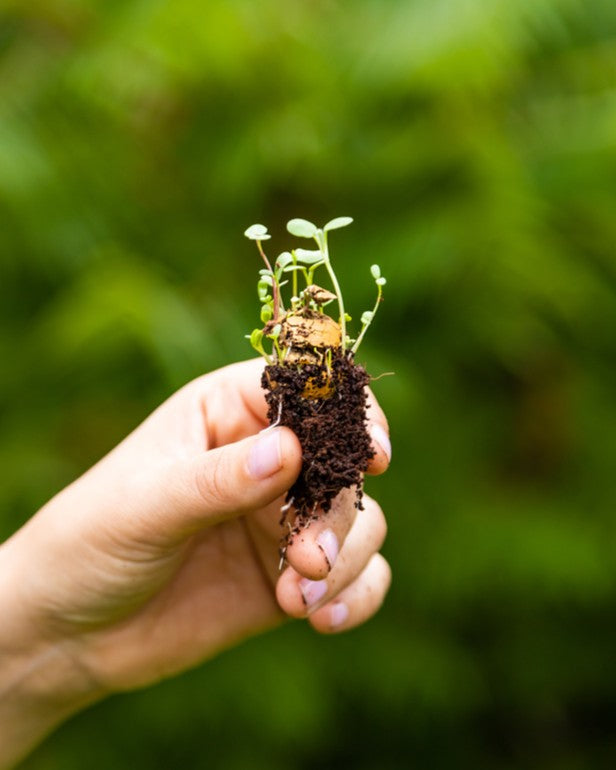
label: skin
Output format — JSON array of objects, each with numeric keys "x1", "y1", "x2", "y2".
[{"x1": 0, "y1": 358, "x2": 391, "y2": 768}]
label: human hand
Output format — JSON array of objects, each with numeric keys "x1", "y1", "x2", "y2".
[{"x1": 0, "y1": 358, "x2": 390, "y2": 765}]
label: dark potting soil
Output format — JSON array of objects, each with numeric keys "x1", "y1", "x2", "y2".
[{"x1": 261, "y1": 352, "x2": 374, "y2": 551}]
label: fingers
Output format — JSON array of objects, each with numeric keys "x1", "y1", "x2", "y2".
[
  {"x1": 124, "y1": 426, "x2": 303, "y2": 544},
  {"x1": 365, "y1": 390, "x2": 391, "y2": 475},
  {"x1": 276, "y1": 495, "x2": 388, "y2": 626},
  {"x1": 190, "y1": 359, "x2": 391, "y2": 470},
  {"x1": 309, "y1": 554, "x2": 391, "y2": 633},
  {"x1": 283, "y1": 487, "x2": 359, "y2": 580}
]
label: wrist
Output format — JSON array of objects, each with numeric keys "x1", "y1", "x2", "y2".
[{"x1": 0, "y1": 540, "x2": 104, "y2": 768}]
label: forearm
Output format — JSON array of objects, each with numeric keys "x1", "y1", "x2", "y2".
[{"x1": 0, "y1": 541, "x2": 102, "y2": 768}]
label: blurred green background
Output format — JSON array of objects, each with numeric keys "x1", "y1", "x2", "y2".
[{"x1": 2, "y1": 0, "x2": 616, "y2": 767}]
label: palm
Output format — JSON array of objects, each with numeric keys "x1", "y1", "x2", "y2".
[{"x1": 41, "y1": 360, "x2": 290, "y2": 691}]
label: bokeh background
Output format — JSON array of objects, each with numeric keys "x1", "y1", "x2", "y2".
[{"x1": 2, "y1": 0, "x2": 616, "y2": 767}]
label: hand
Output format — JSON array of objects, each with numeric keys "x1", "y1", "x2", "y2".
[{"x1": 0, "y1": 358, "x2": 391, "y2": 766}]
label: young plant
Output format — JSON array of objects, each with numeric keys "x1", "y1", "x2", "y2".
[
  {"x1": 244, "y1": 217, "x2": 385, "y2": 364},
  {"x1": 243, "y1": 216, "x2": 386, "y2": 565}
]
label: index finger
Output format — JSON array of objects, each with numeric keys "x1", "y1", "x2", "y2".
[{"x1": 365, "y1": 388, "x2": 391, "y2": 475}]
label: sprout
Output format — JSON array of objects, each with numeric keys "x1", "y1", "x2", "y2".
[
  {"x1": 276, "y1": 252, "x2": 294, "y2": 270},
  {"x1": 245, "y1": 216, "x2": 384, "y2": 361},
  {"x1": 294, "y1": 248, "x2": 324, "y2": 264},
  {"x1": 244, "y1": 224, "x2": 271, "y2": 241},
  {"x1": 248, "y1": 328, "x2": 272, "y2": 363},
  {"x1": 286, "y1": 218, "x2": 318, "y2": 238},
  {"x1": 324, "y1": 216, "x2": 353, "y2": 232},
  {"x1": 350, "y1": 264, "x2": 386, "y2": 355}
]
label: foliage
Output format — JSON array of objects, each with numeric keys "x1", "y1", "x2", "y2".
[
  {"x1": 244, "y1": 217, "x2": 384, "y2": 361},
  {"x1": 2, "y1": 0, "x2": 616, "y2": 768}
]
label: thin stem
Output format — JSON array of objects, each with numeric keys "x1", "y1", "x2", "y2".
[
  {"x1": 351, "y1": 283, "x2": 382, "y2": 355},
  {"x1": 291, "y1": 252, "x2": 298, "y2": 300},
  {"x1": 316, "y1": 231, "x2": 346, "y2": 346},
  {"x1": 257, "y1": 240, "x2": 283, "y2": 319}
]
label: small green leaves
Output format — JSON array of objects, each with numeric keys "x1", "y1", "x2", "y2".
[
  {"x1": 245, "y1": 214, "x2": 382, "y2": 361},
  {"x1": 350, "y1": 263, "x2": 385, "y2": 355},
  {"x1": 276, "y1": 252, "x2": 294, "y2": 269},
  {"x1": 258, "y1": 275, "x2": 272, "y2": 302},
  {"x1": 248, "y1": 328, "x2": 272, "y2": 363},
  {"x1": 324, "y1": 216, "x2": 353, "y2": 232},
  {"x1": 287, "y1": 218, "x2": 317, "y2": 238},
  {"x1": 244, "y1": 224, "x2": 271, "y2": 240},
  {"x1": 294, "y1": 248, "x2": 324, "y2": 265},
  {"x1": 370, "y1": 264, "x2": 386, "y2": 286},
  {"x1": 250, "y1": 328, "x2": 264, "y2": 349}
]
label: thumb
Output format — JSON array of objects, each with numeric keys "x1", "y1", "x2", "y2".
[{"x1": 137, "y1": 426, "x2": 303, "y2": 542}]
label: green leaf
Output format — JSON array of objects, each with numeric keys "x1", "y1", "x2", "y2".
[
  {"x1": 294, "y1": 248, "x2": 323, "y2": 265},
  {"x1": 269, "y1": 323, "x2": 282, "y2": 339},
  {"x1": 260, "y1": 305, "x2": 272, "y2": 323},
  {"x1": 250, "y1": 328, "x2": 264, "y2": 347},
  {"x1": 276, "y1": 252, "x2": 294, "y2": 269},
  {"x1": 370, "y1": 264, "x2": 381, "y2": 280},
  {"x1": 283, "y1": 265, "x2": 307, "y2": 273},
  {"x1": 258, "y1": 274, "x2": 273, "y2": 286},
  {"x1": 361, "y1": 311, "x2": 374, "y2": 325},
  {"x1": 258, "y1": 282, "x2": 272, "y2": 302},
  {"x1": 244, "y1": 224, "x2": 269, "y2": 240},
  {"x1": 324, "y1": 216, "x2": 353, "y2": 232},
  {"x1": 287, "y1": 218, "x2": 317, "y2": 238},
  {"x1": 376, "y1": 277, "x2": 387, "y2": 286}
]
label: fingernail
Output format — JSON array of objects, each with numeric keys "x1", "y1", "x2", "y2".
[
  {"x1": 316, "y1": 529, "x2": 339, "y2": 571},
  {"x1": 331, "y1": 601, "x2": 349, "y2": 628},
  {"x1": 247, "y1": 429, "x2": 282, "y2": 479},
  {"x1": 300, "y1": 578, "x2": 328, "y2": 608},
  {"x1": 370, "y1": 424, "x2": 392, "y2": 462}
]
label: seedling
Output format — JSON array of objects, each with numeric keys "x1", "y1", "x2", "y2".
[
  {"x1": 244, "y1": 217, "x2": 386, "y2": 564},
  {"x1": 244, "y1": 217, "x2": 385, "y2": 365}
]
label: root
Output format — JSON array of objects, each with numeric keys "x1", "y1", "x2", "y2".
[
  {"x1": 278, "y1": 497, "x2": 295, "y2": 526},
  {"x1": 269, "y1": 396, "x2": 283, "y2": 429}
]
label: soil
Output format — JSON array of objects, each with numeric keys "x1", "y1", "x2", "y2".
[{"x1": 261, "y1": 350, "x2": 374, "y2": 558}]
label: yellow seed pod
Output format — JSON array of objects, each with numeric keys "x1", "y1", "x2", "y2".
[{"x1": 279, "y1": 312, "x2": 342, "y2": 350}]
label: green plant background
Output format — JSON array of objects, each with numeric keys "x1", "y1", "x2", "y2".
[{"x1": 2, "y1": 1, "x2": 616, "y2": 767}]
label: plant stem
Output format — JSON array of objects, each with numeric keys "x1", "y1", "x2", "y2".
[
  {"x1": 317, "y1": 231, "x2": 346, "y2": 346},
  {"x1": 351, "y1": 283, "x2": 382, "y2": 355},
  {"x1": 291, "y1": 252, "x2": 298, "y2": 300},
  {"x1": 257, "y1": 240, "x2": 283, "y2": 319}
]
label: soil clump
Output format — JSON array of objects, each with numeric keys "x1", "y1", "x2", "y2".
[{"x1": 262, "y1": 350, "x2": 374, "y2": 556}]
